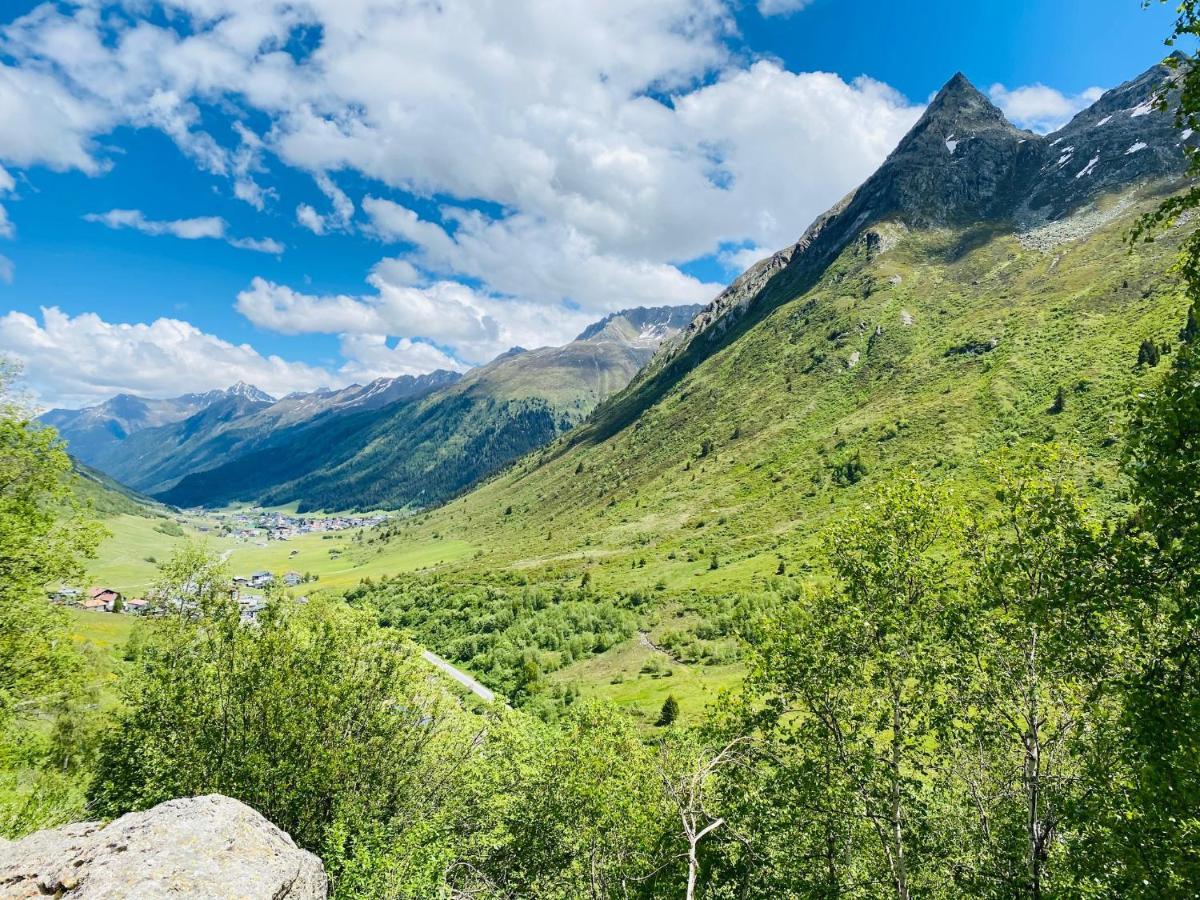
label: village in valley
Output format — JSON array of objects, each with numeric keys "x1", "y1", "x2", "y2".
[
  {"x1": 50, "y1": 507, "x2": 394, "y2": 624},
  {"x1": 212, "y1": 510, "x2": 392, "y2": 545}
]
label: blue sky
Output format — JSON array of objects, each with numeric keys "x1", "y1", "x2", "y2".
[{"x1": 0, "y1": 0, "x2": 1185, "y2": 407}]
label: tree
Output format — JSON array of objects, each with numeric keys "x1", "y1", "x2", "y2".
[
  {"x1": 89, "y1": 544, "x2": 467, "y2": 888},
  {"x1": 1138, "y1": 338, "x2": 1161, "y2": 367},
  {"x1": 1182, "y1": 303, "x2": 1198, "y2": 342},
  {"x1": 1083, "y1": 305, "x2": 1200, "y2": 894},
  {"x1": 959, "y1": 452, "x2": 1108, "y2": 898},
  {"x1": 657, "y1": 694, "x2": 680, "y2": 727},
  {"x1": 0, "y1": 361, "x2": 103, "y2": 733},
  {"x1": 658, "y1": 733, "x2": 751, "y2": 900},
  {"x1": 1048, "y1": 386, "x2": 1066, "y2": 415},
  {"x1": 743, "y1": 475, "x2": 964, "y2": 899},
  {"x1": 0, "y1": 361, "x2": 105, "y2": 837}
]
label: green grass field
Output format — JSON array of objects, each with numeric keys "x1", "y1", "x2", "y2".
[
  {"x1": 551, "y1": 634, "x2": 741, "y2": 725},
  {"x1": 84, "y1": 514, "x2": 195, "y2": 594},
  {"x1": 85, "y1": 511, "x2": 475, "y2": 597},
  {"x1": 64, "y1": 608, "x2": 138, "y2": 708}
]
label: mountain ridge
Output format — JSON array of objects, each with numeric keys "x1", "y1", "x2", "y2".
[{"x1": 569, "y1": 60, "x2": 1190, "y2": 449}]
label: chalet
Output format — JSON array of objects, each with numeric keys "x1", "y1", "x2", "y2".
[
  {"x1": 283, "y1": 571, "x2": 303, "y2": 586},
  {"x1": 86, "y1": 587, "x2": 122, "y2": 611},
  {"x1": 80, "y1": 596, "x2": 109, "y2": 611},
  {"x1": 250, "y1": 571, "x2": 273, "y2": 587}
]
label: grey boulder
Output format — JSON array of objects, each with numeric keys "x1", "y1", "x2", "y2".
[{"x1": 0, "y1": 794, "x2": 327, "y2": 898}]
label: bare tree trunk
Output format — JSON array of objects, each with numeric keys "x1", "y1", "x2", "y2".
[
  {"x1": 687, "y1": 838, "x2": 700, "y2": 900},
  {"x1": 1026, "y1": 625, "x2": 1043, "y2": 900},
  {"x1": 891, "y1": 688, "x2": 910, "y2": 900}
]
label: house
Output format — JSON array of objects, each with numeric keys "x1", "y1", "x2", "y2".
[
  {"x1": 86, "y1": 587, "x2": 122, "y2": 611},
  {"x1": 283, "y1": 571, "x2": 303, "y2": 586},
  {"x1": 250, "y1": 571, "x2": 273, "y2": 587},
  {"x1": 80, "y1": 596, "x2": 109, "y2": 611},
  {"x1": 240, "y1": 601, "x2": 268, "y2": 625},
  {"x1": 125, "y1": 597, "x2": 150, "y2": 614}
]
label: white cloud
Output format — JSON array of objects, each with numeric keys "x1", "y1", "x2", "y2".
[
  {"x1": 236, "y1": 267, "x2": 594, "y2": 366},
  {"x1": 757, "y1": 0, "x2": 817, "y2": 16},
  {"x1": 363, "y1": 197, "x2": 723, "y2": 316},
  {"x1": 989, "y1": 82, "x2": 1105, "y2": 133},
  {"x1": 336, "y1": 334, "x2": 466, "y2": 380},
  {"x1": 295, "y1": 203, "x2": 325, "y2": 235},
  {"x1": 0, "y1": 1, "x2": 940, "y2": 393},
  {"x1": 0, "y1": 306, "x2": 335, "y2": 407},
  {"x1": 0, "y1": 163, "x2": 14, "y2": 240},
  {"x1": 0, "y1": 63, "x2": 111, "y2": 173},
  {"x1": 228, "y1": 235, "x2": 285, "y2": 254},
  {"x1": 719, "y1": 244, "x2": 769, "y2": 274},
  {"x1": 234, "y1": 178, "x2": 268, "y2": 210},
  {"x1": 293, "y1": 173, "x2": 354, "y2": 235},
  {"x1": 0, "y1": 255, "x2": 12, "y2": 284},
  {"x1": 84, "y1": 208, "x2": 283, "y2": 253}
]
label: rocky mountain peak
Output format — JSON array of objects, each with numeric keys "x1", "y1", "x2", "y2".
[
  {"x1": 575, "y1": 304, "x2": 704, "y2": 344},
  {"x1": 919, "y1": 72, "x2": 1009, "y2": 132},
  {"x1": 225, "y1": 381, "x2": 275, "y2": 403}
]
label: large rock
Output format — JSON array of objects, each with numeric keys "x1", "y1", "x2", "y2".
[{"x1": 0, "y1": 795, "x2": 327, "y2": 898}]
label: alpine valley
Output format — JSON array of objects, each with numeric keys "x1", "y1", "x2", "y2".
[
  {"x1": 9, "y1": 7, "x2": 1200, "y2": 894},
  {"x1": 61, "y1": 59, "x2": 1199, "y2": 716}
]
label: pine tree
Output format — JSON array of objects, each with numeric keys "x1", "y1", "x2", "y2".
[
  {"x1": 657, "y1": 694, "x2": 679, "y2": 726},
  {"x1": 1182, "y1": 304, "x2": 1199, "y2": 344},
  {"x1": 1138, "y1": 339, "x2": 1161, "y2": 367}
]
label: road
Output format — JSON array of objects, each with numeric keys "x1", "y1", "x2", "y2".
[{"x1": 421, "y1": 650, "x2": 497, "y2": 703}]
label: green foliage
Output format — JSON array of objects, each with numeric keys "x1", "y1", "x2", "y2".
[
  {"x1": 90, "y1": 543, "x2": 472, "y2": 891},
  {"x1": 657, "y1": 694, "x2": 679, "y2": 727},
  {"x1": 347, "y1": 575, "x2": 637, "y2": 699},
  {"x1": 0, "y1": 361, "x2": 105, "y2": 837}
]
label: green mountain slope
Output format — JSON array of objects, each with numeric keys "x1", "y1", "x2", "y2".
[
  {"x1": 160, "y1": 305, "x2": 701, "y2": 511},
  {"x1": 326, "y1": 63, "x2": 1198, "y2": 712},
  {"x1": 70, "y1": 459, "x2": 163, "y2": 519}
]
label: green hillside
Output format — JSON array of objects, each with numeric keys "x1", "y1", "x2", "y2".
[{"x1": 339, "y1": 184, "x2": 1190, "y2": 718}]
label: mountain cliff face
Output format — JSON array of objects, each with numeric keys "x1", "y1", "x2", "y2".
[{"x1": 356, "y1": 59, "x2": 1196, "y2": 597}]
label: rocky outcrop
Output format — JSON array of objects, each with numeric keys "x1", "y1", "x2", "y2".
[{"x1": 0, "y1": 795, "x2": 327, "y2": 899}]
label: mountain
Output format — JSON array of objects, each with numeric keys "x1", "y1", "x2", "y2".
[
  {"x1": 69, "y1": 459, "x2": 164, "y2": 519},
  {"x1": 578, "y1": 61, "x2": 1190, "y2": 448},
  {"x1": 358, "y1": 59, "x2": 1195, "y2": 597},
  {"x1": 41, "y1": 388, "x2": 237, "y2": 465},
  {"x1": 60, "y1": 371, "x2": 460, "y2": 495},
  {"x1": 159, "y1": 304, "x2": 703, "y2": 510}
]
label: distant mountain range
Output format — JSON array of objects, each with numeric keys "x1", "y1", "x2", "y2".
[{"x1": 42, "y1": 304, "x2": 702, "y2": 511}]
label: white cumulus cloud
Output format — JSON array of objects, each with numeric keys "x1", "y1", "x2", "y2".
[
  {"x1": 989, "y1": 82, "x2": 1105, "y2": 133},
  {"x1": 0, "y1": 306, "x2": 336, "y2": 407},
  {"x1": 236, "y1": 264, "x2": 596, "y2": 366}
]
